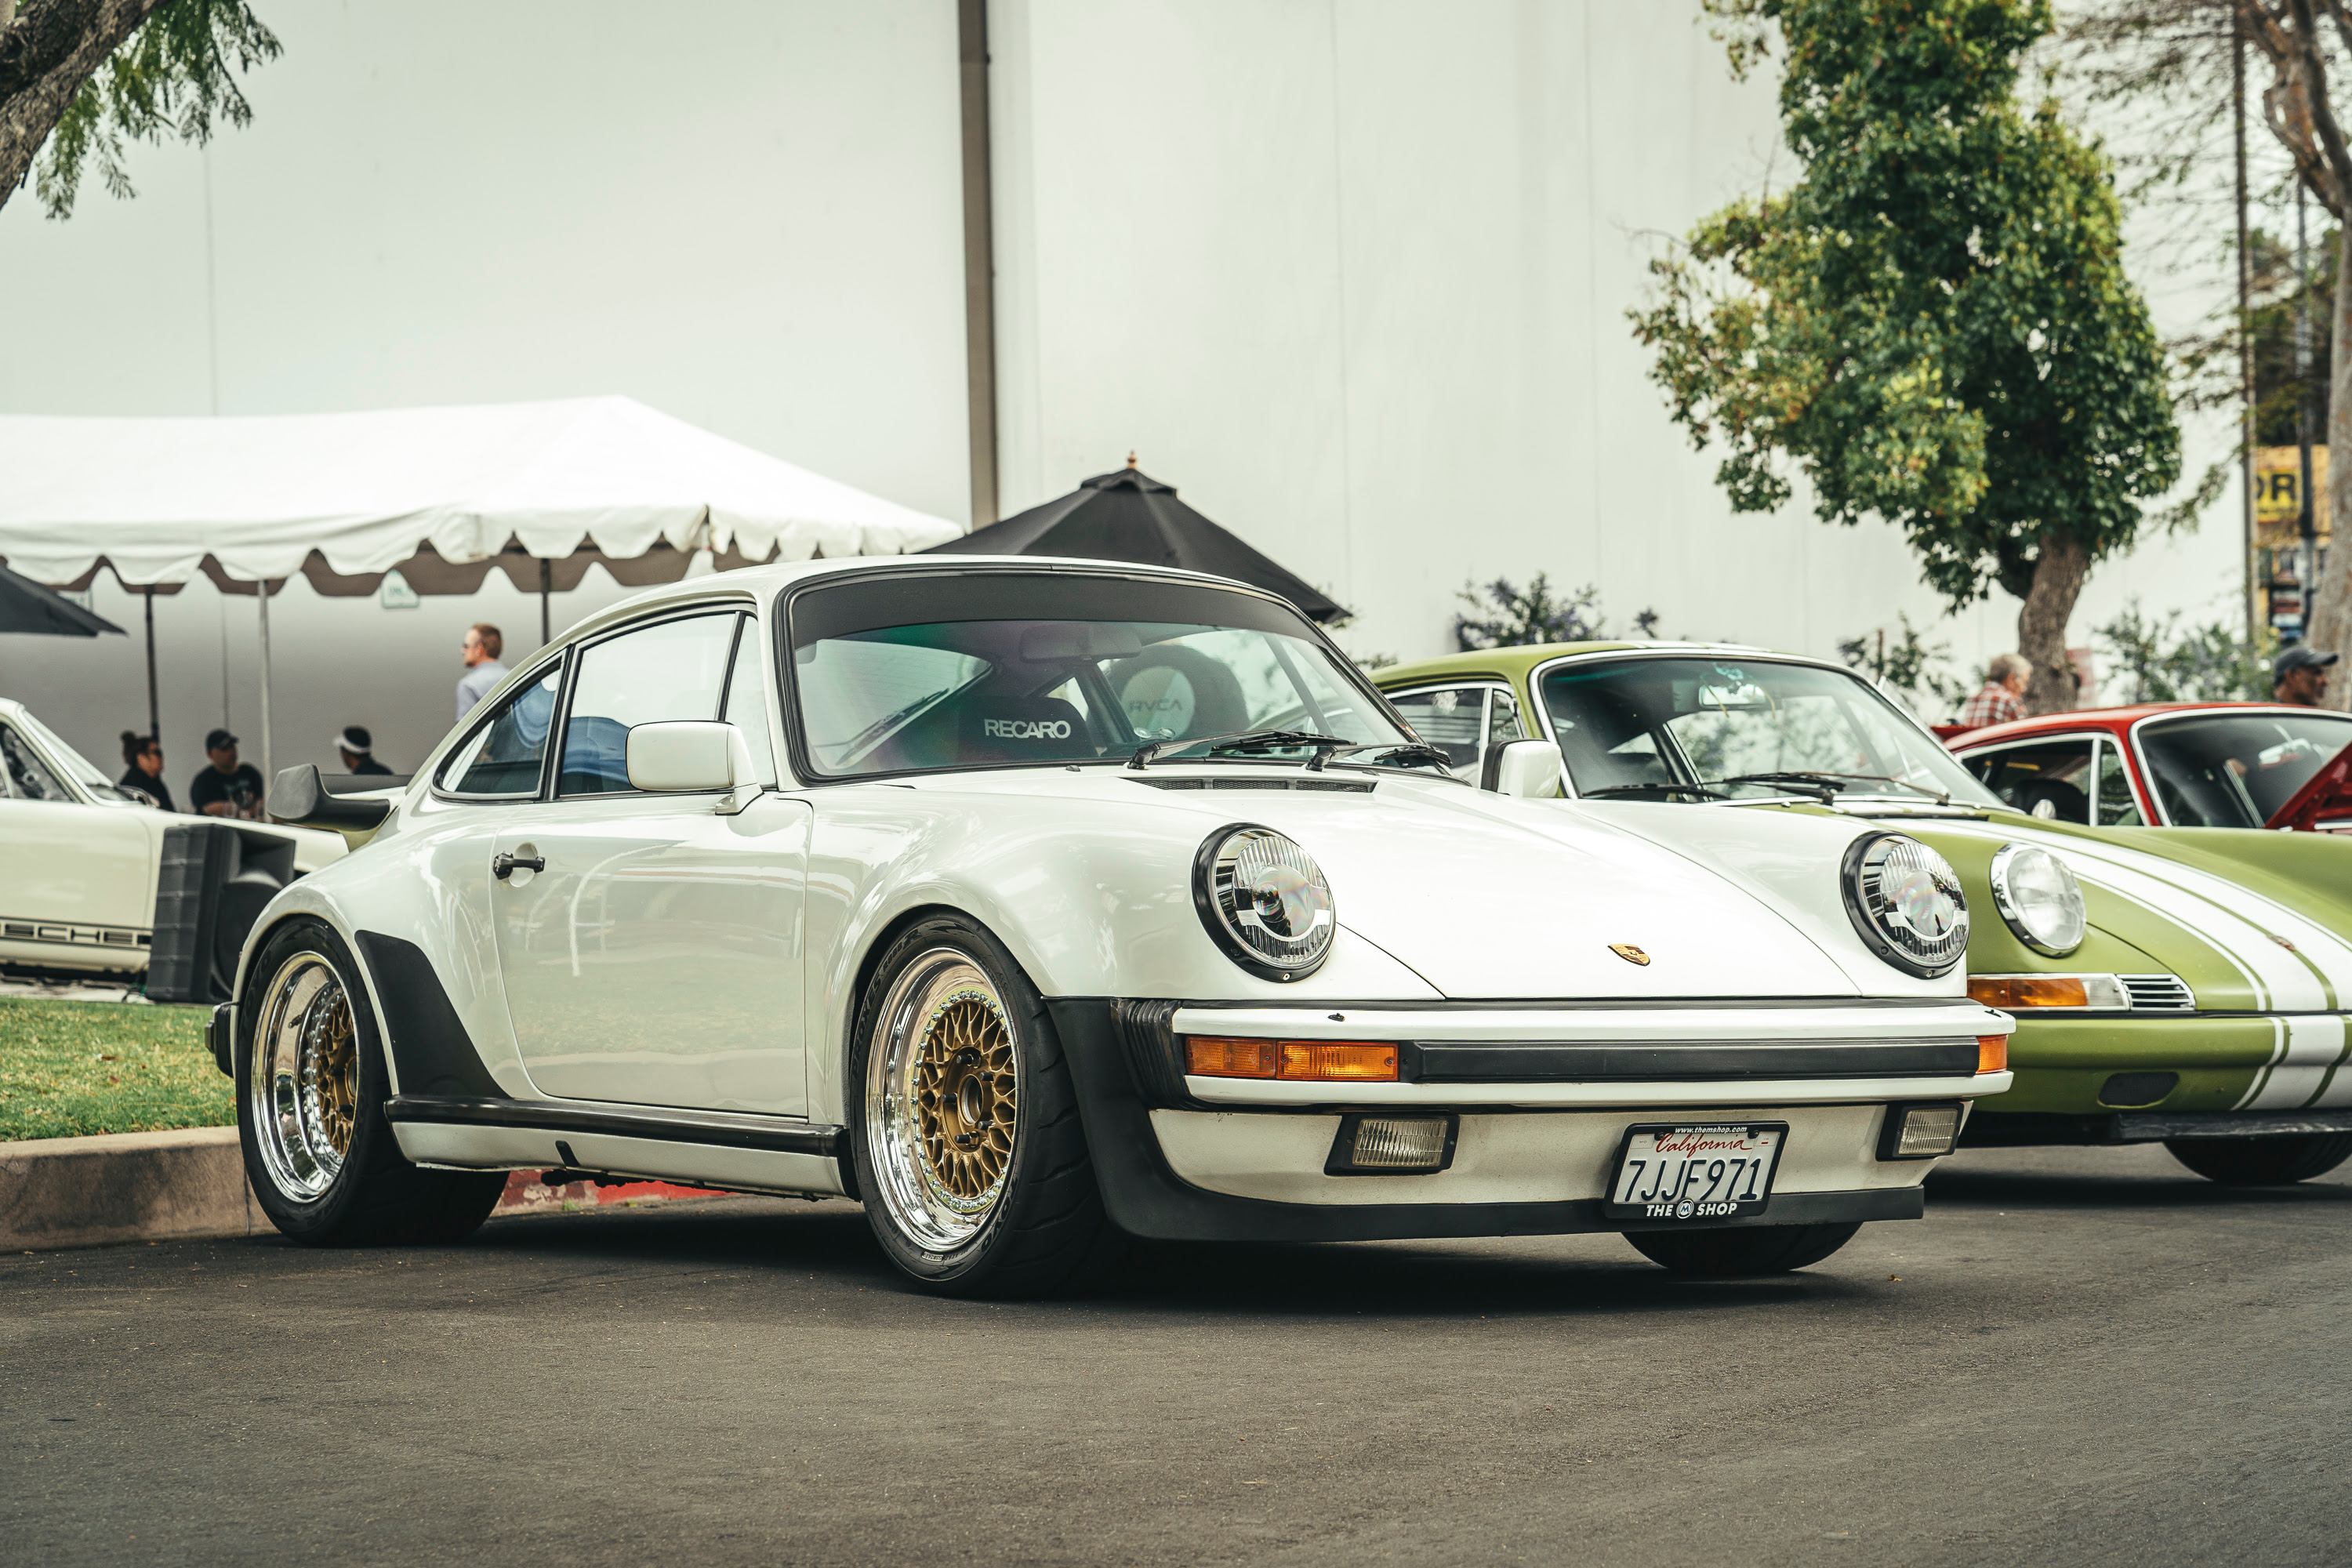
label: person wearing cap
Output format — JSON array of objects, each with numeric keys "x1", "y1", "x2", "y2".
[
  {"x1": 190, "y1": 729, "x2": 266, "y2": 819},
  {"x1": 334, "y1": 724, "x2": 393, "y2": 775},
  {"x1": 2274, "y1": 644, "x2": 2339, "y2": 708}
]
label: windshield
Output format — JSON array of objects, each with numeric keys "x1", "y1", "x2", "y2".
[
  {"x1": 8, "y1": 710, "x2": 139, "y2": 803},
  {"x1": 1537, "y1": 655, "x2": 2002, "y2": 807},
  {"x1": 787, "y1": 572, "x2": 1414, "y2": 779},
  {"x1": 2138, "y1": 711, "x2": 2352, "y2": 827}
]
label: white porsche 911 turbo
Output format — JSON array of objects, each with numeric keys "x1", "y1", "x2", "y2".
[{"x1": 230, "y1": 556, "x2": 2010, "y2": 1294}]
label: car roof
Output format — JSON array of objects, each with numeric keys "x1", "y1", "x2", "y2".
[
  {"x1": 1377, "y1": 641, "x2": 1812, "y2": 688},
  {"x1": 1950, "y1": 702, "x2": 2352, "y2": 749}
]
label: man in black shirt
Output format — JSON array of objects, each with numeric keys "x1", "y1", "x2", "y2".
[
  {"x1": 191, "y1": 729, "x2": 266, "y2": 819},
  {"x1": 334, "y1": 725, "x2": 394, "y2": 775}
]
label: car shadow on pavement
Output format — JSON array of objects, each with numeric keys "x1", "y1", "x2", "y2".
[
  {"x1": 460, "y1": 1196, "x2": 1875, "y2": 1319},
  {"x1": 1926, "y1": 1162, "x2": 2352, "y2": 1212}
]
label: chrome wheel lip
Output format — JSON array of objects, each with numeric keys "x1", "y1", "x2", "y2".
[
  {"x1": 864, "y1": 948, "x2": 1021, "y2": 1254},
  {"x1": 247, "y1": 950, "x2": 359, "y2": 1202}
]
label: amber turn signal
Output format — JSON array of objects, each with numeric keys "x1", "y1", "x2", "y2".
[
  {"x1": 1182, "y1": 1037, "x2": 1400, "y2": 1082},
  {"x1": 1968, "y1": 975, "x2": 2089, "y2": 1010},
  {"x1": 1185, "y1": 1037, "x2": 1279, "y2": 1079},
  {"x1": 1976, "y1": 1034, "x2": 2009, "y2": 1074}
]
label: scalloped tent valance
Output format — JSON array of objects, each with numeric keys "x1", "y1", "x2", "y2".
[{"x1": 0, "y1": 394, "x2": 961, "y2": 590}]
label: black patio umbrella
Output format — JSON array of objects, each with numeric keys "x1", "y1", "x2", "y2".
[
  {"x1": 0, "y1": 562, "x2": 125, "y2": 636},
  {"x1": 925, "y1": 459, "x2": 1345, "y2": 622}
]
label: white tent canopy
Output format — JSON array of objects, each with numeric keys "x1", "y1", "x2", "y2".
[{"x1": 0, "y1": 394, "x2": 961, "y2": 589}]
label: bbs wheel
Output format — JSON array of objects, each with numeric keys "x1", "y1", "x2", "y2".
[
  {"x1": 2165, "y1": 1134, "x2": 2352, "y2": 1185},
  {"x1": 1624, "y1": 1222, "x2": 1861, "y2": 1277},
  {"x1": 849, "y1": 913, "x2": 1120, "y2": 1297},
  {"x1": 238, "y1": 918, "x2": 505, "y2": 1245}
]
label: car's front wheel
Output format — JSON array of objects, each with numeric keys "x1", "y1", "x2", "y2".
[
  {"x1": 848, "y1": 914, "x2": 1121, "y2": 1297},
  {"x1": 238, "y1": 918, "x2": 506, "y2": 1244},
  {"x1": 2165, "y1": 1134, "x2": 2352, "y2": 1186},
  {"x1": 1624, "y1": 1222, "x2": 1861, "y2": 1277}
]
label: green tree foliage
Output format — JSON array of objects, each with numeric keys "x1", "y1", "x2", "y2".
[
  {"x1": 1452, "y1": 575, "x2": 1658, "y2": 651},
  {"x1": 2095, "y1": 597, "x2": 2276, "y2": 700},
  {"x1": 1632, "y1": 0, "x2": 2183, "y2": 713},
  {"x1": 0, "y1": 0, "x2": 278, "y2": 220}
]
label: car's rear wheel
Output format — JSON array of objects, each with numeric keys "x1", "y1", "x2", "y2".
[
  {"x1": 2165, "y1": 1134, "x2": 2352, "y2": 1185},
  {"x1": 1624, "y1": 1222, "x2": 1861, "y2": 1277},
  {"x1": 849, "y1": 914, "x2": 1122, "y2": 1298},
  {"x1": 238, "y1": 918, "x2": 505, "y2": 1244}
]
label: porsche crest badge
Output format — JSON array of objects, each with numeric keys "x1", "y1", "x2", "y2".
[{"x1": 1608, "y1": 943, "x2": 1651, "y2": 966}]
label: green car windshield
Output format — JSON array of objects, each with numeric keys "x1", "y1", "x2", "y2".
[
  {"x1": 2137, "y1": 711, "x2": 2352, "y2": 827},
  {"x1": 1537, "y1": 655, "x2": 2001, "y2": 807}
]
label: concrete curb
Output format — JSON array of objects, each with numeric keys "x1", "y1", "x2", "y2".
[{"x1": 1, "y1": 1125, "x2": 733, "y2": 1251}]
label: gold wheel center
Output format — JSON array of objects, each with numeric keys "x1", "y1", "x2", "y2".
[
  {"x1": 303, "y1": 993, "x2": 359, "y2": 1159},
  {"x1": 913, "y1": 991, "x2": 1017, "y2": 1203}
]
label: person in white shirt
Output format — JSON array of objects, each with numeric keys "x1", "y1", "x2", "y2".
[{"x1": 456, "y1": 622, "x2": 510, "y2": 722}]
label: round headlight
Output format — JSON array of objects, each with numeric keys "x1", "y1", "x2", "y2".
[
  {"x1": 1987, "y1": 842, "x2": 2086, "y2": 956},
  {"x1": 1840, "y1": 833, "x2": 1969, "y2": 978},
  {"x1": 1192, "y1": 825, "x2": 1335, "y2": 981}
]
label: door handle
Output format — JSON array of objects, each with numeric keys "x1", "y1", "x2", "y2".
[{"x1": 492, "y1": 851, "x2": 546, "y2": 880}]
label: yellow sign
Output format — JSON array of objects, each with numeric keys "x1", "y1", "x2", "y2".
[{"x1": 2256, "y1": 445, "x2": 2331, "y2": 549}]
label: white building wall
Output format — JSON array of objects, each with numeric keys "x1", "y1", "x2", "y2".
[{"x1": 0, "y1": 0, "x2": 2244, "y2": 793}]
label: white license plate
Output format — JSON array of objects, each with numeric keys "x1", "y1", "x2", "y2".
[{"x1": 1605, "y1": 1122, "x2": 1786, "y2": 1221}]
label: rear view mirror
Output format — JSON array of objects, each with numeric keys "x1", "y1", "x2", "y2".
[
  {"x1": 626, "y1": 722, "x2": 757, "y2": 795},
  {"x1": 1483, "y1": 738, "x2": 1563, "y2": 798}
]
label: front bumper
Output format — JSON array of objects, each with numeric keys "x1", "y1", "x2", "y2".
[
  {"x1": 1972, "y1": 1013, "x2": 2352, "y2": 1130},
  {"x1": 1047, "y1": 997, "x2": 2009, "y2": 1243}
]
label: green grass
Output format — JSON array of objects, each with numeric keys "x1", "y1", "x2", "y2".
[{"x1": 0, "y1": 996, "x2": 232, "y2": 1142}]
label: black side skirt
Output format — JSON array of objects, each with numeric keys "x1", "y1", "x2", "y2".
[
  {"x1": 386, "y1": 1095, "x2": 844, "y2": 1158},
  {"x1": 1045, "y1": 998, "x2": 1924, "y2": 1243}
]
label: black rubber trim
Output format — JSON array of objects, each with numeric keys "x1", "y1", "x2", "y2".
[
  {"x1": 1409, "y1": 1040, "x2": 1980, "y2": 1082},
  {"x1": 385, "y1": 1094, "x2": 845, "y2": 1156},
  {"x1": 1045, "y1": 997, "x2": 1924, "y2": 1243},
  {"x1": 352, "y1": 931, "x2": 509, "y2": 1099},
  {"x1": 208, "y1": 1002, "x2": 234, "y2": 1078},
  {"x1": 1964, "y1": 1108, "x2": 2352, "y2": 1147}
]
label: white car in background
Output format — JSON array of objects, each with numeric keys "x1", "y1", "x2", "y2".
[
  {"x1": 0, "y1": 698, "x2": 343, "y2": 995},
  {"x1": 234, "y1": 557, "x2": 2011, "y2": 1294}
]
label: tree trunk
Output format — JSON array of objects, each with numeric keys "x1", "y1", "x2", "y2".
[
  {"x1": 2016, "y1": 532, "x2": 2089, "y2": 716},
  {"x1": 2308, "y1": 220, "x2": 2352, "y2": 710},
  {"x1": 0, "y1": 0, "x2": 165, "y2": 212}
]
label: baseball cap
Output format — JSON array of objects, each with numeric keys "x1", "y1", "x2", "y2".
[
  {"x1": 333, "y1": 724, "x2": 372, "y2": 754},
  {"x1": 2275, "y1": 645, "x2": 2342, "y2": 683},
  {"x1": 204, "y1": 728, "x2": 238, "y2": 752}
]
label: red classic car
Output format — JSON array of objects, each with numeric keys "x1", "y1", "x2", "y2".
[{"x1": 1947, "y1": 702, "x2": 2352, "y2": 834}]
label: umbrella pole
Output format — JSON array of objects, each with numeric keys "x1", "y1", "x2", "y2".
[
  {"x1": 143, "y1": 587, "x2": 158, "y2": 744},
  {"x1": 540, "y1": 557, "x2": 551, "y2": 648},
  {"x1": 257, "y1": 581, "x2": 273, "y2": 787}
]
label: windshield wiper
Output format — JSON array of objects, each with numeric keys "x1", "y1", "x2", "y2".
[
  {"x1": 1127, "y1": 729, "x2": 1341, "y2": 771},
  {"x1": 1304, "y1": 741, "x2": 1457, "y2": 773},
  {"x1": 1719, "y1": 769, "x2": 1950, "y2": 806},
  {"x1": 1580, "y1": 782, "x2": 1731, "y2": 801}
]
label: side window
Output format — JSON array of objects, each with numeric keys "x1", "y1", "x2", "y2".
[
  {"x1": 1973, "y1": 740, "x2": 2093, "y2": 822},
  {"x1": 440, "y1": 665, "x2": 562, "y2": 797},
  {"x1": 720, "y1": 615, "x2": 779, "y2": 788},
  {"x1": 0, "y1": 724, "x2": 66, "y2": 801},
  {"x1": 2093, "y1": 740, "x2": 2143, "y2": 826},
  {"x1": 560, "y1": 614, "x2": 737, "y2": 796},
  {"x1": 1388, "y1": 687, "x2": 1490, "y2": 771}
]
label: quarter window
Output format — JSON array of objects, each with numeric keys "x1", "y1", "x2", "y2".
[
  {"x1": 439, "y1": 666, "x2": 562, "y2": 797},
  {"x1": 560, "y1": 614, "x2": 739, "y2": 796},
  {"x1": 2093, "y1": 741, "x2": 2143, "y2": 826},
  {"x1": 720, "y1": 615, "x2": 779, "y2": 788}
]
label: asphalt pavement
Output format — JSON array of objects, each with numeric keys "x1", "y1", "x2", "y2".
[{"x1": 5, "y1": 1143, "x2": 2350, "y2": 1566}]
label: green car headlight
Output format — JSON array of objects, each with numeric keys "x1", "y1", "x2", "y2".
[
  {"x1": 1841, "y1": 832, "x2": 1969, "y2": 978},
  {"x1": 1987, "y1": 842, "x2": 2087, "y2": 956},
  {"x1": 1192, "y1": 824, "x2": 1336, "y2": 982}
]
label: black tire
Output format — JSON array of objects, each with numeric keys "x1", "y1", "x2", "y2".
[
  {"x1": 238, "y1": 918, "x2": 505, "y2": 1245},
  {"x1": 848, "y1": 913, "x2": 1123, "y2": 1298},
  {"x1": 1624, "y1": 1222, "x2": 1862, "y2": 1277},
  {"x1": 2165, "y1": 1134, "x2": 2352, "y2": 1185}
]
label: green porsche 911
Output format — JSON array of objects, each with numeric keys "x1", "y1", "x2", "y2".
[{"x1": 1375, "y1": 643, "x2": 2352, "y2": 1184}]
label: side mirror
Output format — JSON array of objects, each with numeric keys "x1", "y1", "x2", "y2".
[
  {"x1": 1483, "y1": 738, "x2": 1563, "y2": 798},
  {"x1": 626, "y1": 722, "x2": 758, "y2": 797}
]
